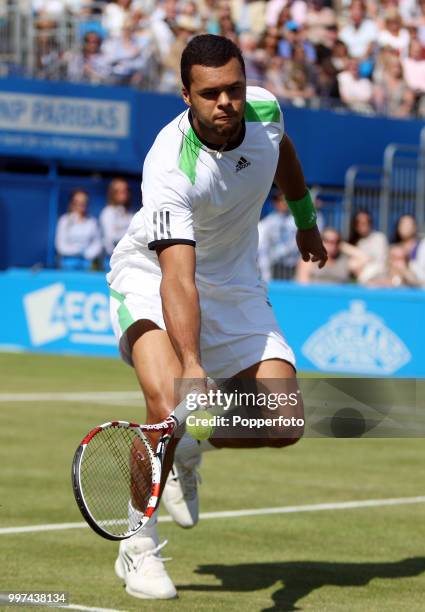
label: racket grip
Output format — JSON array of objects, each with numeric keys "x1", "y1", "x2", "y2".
[{"x1": 172, "y1": 377, "x2": 217, "y2": 426}]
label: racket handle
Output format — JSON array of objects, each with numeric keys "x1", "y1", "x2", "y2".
[{"x1": 172, "y1": 377, "x2": 216, "y2": 426}]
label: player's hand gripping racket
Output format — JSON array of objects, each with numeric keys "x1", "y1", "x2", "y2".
[{"x1": 71, "y1": 392, "x2": 200, "y2": 541}]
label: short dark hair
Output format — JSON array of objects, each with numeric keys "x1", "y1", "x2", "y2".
[{"x1": 180, "y1": 34, "x2": 245, "y2": 90}]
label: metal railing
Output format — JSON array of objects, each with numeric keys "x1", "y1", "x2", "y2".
[
  {"x1": 0, "y1": 1, "x2": 108, "y2": 80},
  {"x1": 343, "y1": 127, "x2": 425, "y2": 238},
  {"x1": 343, "y1": 165, "x2": 384, "y2": 237},
  {"x1": 381, "y1": 143, "x2": 421, "y2": 237}
]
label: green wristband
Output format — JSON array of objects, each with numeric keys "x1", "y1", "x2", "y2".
[{"x1": 286, "y1": 190, "x2": 317, "y2": 230}]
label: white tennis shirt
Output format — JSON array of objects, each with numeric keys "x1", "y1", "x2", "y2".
[{"x1": 108, "y1": 86, "x2": 284, "y2": 288}]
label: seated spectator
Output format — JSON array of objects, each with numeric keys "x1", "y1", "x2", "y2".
[
  {"x1": 66, "y1": 31, "x2": 109, "y2": 84},
  {"x1": 402, "y1": 39, "x2": 425, "y2": 95},
  {"x1": 265, "y1": 55, "x2": 288, "y2": 99},
  {"x1": 312, "y1": 57, "x2": 340, "y2": 101},
  {"x1": 348, "y1": 209, "x2": 389, "y2": 284},
  {"x1": 257, "y1": 190, "x2": 299, "y2": 281},
  {"x1": 373, "y1": 53, "x2": 415, "y2": 117},
  {"x1": 35, "y1": 31, "x2": 61, "y2": 80},
  {"x1": 217, "y1": 6, "x2": 238, "y2": 44},
  {"x1": 368, "y1": 244, "x2": 421, "y2": 287},
  {"x1": 278, "y1": 22, "x2": 316, "y2": 64},
  {"x1": 102, "y1": 18, "x2": 152, "y2": 86},
  {"x1": 330, "y1": 39, "x2": 349, "y2": 73},
  {"x1": 283, "y1": 60, "x2": 316, "y2": 106},
  {"x1": 100, "y1": 178, "x2": 133, "y2": 269},
  {"x1": 296, "y1": 227, "x2": 351, "y2": 284},
  {"x1": 377, "y1": 9, "x2": 410, "y2": 56},
  {"x1": 258, "y1": 27, "x2": 281, "y2": 64},
  {"x1": 55, "y1": 189, "x2": 102, "y2": 271},
  {"x1": 337, "y1": 58, "x2": 374, "y2": 112},
  {"x1": 339, "y1": 0, "x2": 378, "y2": 60},
  {"x1": 392, "y1": 214, "x2": 420, "y2": 260}
]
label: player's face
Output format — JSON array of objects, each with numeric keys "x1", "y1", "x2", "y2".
[{"x1": 182, "y1": 57, "x2": 246, "y2": 146}]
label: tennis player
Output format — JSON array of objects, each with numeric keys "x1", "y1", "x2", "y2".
[{"x1": 107, "y1": 34, "x2": 327, "y2": 599}]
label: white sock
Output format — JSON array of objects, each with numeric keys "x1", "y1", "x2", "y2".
[{"x1": 128, "y1": 502, "x2": 159, "y2": 544}]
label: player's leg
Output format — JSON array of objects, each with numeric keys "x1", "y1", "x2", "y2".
[
  {"x1": 128, "y1": 319, "x2": 201, "y2": 527},
  {"x1": 115, "y1": 319, "x2": 184, "y2": 600},
  {"x1": 224, "y1": 357, "x2": 304, "y2": 448}
]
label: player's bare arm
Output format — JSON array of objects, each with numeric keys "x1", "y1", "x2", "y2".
[
  {"x1": 274, "y1": 135, "x2": 328, "y2": 268},
  {"x1": 157, "y1": 243, "x2": 207, "y2": 393}
]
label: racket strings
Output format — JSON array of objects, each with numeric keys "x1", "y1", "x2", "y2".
[{"x1": 79, "y1": 427, "x2": 154, "y2": 537}]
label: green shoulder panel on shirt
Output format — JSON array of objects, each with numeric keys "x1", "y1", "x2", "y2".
[
  {"x1": 179, "y1": 127, "x2": 202, "y2": 185},
  {"x1": 244, "y1": 100, "x2": 281, "y2": 123}
]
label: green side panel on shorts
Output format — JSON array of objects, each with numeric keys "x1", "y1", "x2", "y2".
[
  {"x1": 179, "y1": 127, "x2": 202, "y2": 185},
  {"x1": 110, "y1": 287, "x2": 134, "y2": 333},
  {"x1": 117, "y1": 303, "x2": 134, "y2": 334},
  {"x1": 109, "y1": 287, "x2": 125, "y2": 303},
  {"x1": 245, "y1": 101, "x2": 281, "y2": 123}
]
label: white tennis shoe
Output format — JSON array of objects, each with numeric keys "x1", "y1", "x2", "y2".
[
  {"x1": 115, "y1": 534, "x2": 176, "y2": 599},
  {"x1": 162, "y1": 454, "x2": 201, "y2": 528}
]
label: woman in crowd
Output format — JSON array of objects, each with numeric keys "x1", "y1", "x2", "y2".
[
  {"x1": 99, "y1": 178, "x2": 133, "y2": 270},
  {"x1": 392, "y1": 214, "x2": 420, "y2": 262},
  {"x1": 402, "y1": 39, "x2": 425, "y2": 99},
  {"x1": 348, "y1": 209, "x2": 389, "y2": 284},
  {"x1": 55, "y1": 189, "x2": 102, "y2": 271},
  {"x1": 373, "y1": 51, "x2": 415, "y2": 117},
  {"x1": 377, "y1": 9, "x2": 410, "y2": 55}
]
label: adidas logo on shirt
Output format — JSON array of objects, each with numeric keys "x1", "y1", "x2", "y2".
[{"x1": 235, "y1": 156, "x2": 251, "y2": 172}]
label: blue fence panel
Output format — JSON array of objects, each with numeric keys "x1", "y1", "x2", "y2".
[
  {"x1": 1, "y1": 269, "x2": 423, "y2": 377},
  {"x1": 0, "y1": 175, "x2": 53, "y2": 267}
]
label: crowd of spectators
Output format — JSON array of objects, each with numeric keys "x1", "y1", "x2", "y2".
[
  {"x1": 259, "y1": 194, "x2": 425, "y2": 287},
  {"x1": 25, "y1": 0, "x2": 425, "y2": 117},
  {"x1": 55, "y1": 178, "x2": 425, "y2": 288},
  {"x1": 55, "y1": 178, "x2": 134, "y2": 270}
]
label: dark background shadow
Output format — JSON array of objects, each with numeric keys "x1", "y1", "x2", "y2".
[{"x1": 178, "y1": 557, "x2": 425, "y2": 611}]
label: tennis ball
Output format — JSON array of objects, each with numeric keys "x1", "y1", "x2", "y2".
[{"x1": 186, "y1": 410, "x2": 215, "y2": 441}]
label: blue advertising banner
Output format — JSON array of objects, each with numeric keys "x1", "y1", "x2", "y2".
[
  {"x1": 1, "y1": 78, "x2": 424, "y2": 183},
  {"x1": 0, "y1": 79, "x2": 145, "y2": 172},
  {"x1": 269, "y1": 281, "x2": 423, "y2": 377},
  {"x1": 1, "y1": 269, "x2": 117, "y2": 358},
  {"x1": 1, "y1": 269, "x2": 423, "y2": 377}
]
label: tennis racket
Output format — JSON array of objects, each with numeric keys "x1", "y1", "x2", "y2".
[{"x1": 71, "y1": 394, "x2": 198, "y2": 541}]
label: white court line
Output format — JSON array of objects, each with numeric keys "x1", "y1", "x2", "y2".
[
  {"x1": 65, "y1": 606, "x2": 124, "y2": 612},
  {"x1": 1, "y1": 496, "x2": 425, "y2": 536},
  {"x1": 0, "y1": 392, "x2": 141, "y2": 403},
  {"x1": 0, "y1": 596, "x2": 123, "y2": 612}
]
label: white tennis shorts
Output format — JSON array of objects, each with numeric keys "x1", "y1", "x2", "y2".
[{"x1": 109, "y1": 264, "x2": 295, "y2": 380}]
